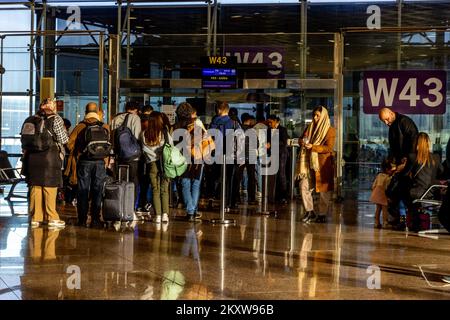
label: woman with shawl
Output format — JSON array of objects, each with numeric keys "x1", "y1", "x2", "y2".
[{"x1": 296, "y1": 106, "x2": 336, "y2": 223}]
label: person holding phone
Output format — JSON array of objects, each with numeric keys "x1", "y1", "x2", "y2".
[{"x1": 296, "y1": 106, "x2": 336, "y2": 223}]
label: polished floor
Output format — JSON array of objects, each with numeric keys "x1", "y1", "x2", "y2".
[{"x1": 1, "y1": 187, "x2": 450, "y2": 300}]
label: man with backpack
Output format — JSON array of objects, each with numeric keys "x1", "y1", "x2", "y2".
[
  {"x1": 21, "y1": 98, "x2": 69, "y2": 228},
  {"x1": 67, "y1": 102, "x2": 111, "y2": 227},
  {"x1": 111, "y1": 101, "x2": 142, "y2": 201}
]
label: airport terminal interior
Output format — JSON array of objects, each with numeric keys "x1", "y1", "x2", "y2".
[{"x1": 1, "y1": 0, "x2": 450, "y2": 300}]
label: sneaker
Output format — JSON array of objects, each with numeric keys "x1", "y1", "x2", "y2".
[
  {"x1": 302, "y1": 211, "x2": 315, "y2": 223},
  {"x1": 30, "y1": 221, "x2": 41, "y2": 228},
  {"x1": 155, "y1": 215, "x2": 162, "y2": 224},
  {"x1": 195, "y1": 211, "x2": 202, "y2": 219},
  {"x1": 374, "y1": 223, "x2": 382, "y2": 229},
  {"x1": 48, "y1": 220, "x2": 66, "y2": 228},
  {"x1": 162, "y1": 213, "x2": 169, "y2": 223},
  {"x1": 136, "y1": 207, "x2": 146, "y2": 214}
]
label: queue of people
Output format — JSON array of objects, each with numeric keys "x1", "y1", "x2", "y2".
[
  {"x1": 20, "y1": 99, "x2": 293, "y2": 229},
  {"x1": 20, "y1": 100, "x2": 447, "y2": 233}
]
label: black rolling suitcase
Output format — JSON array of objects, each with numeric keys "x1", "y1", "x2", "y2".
[{"x1": 103, "y1": 165, "x2": 135, "y2": 222}]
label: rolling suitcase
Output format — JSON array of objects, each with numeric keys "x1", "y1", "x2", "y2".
[{"x1": 103, "y1": 165, "x2": 135, "y2": 222}]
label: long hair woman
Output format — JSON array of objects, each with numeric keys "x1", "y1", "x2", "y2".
[
  {"x1": 404, "y1": 132, "x2": 443, "y2": 231},
  {"x1": 296, "y1": 106, "x2": 336, "y2": 223},
  {"x1": 141, "y1": 111, "x2": 172, "y2": 224}
]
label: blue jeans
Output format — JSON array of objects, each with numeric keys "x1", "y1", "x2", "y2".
[
  {"x1": 181, "y1": 165, "x2": 204, "y2": 215},
  {"x1": 77, "y1": 160, "x2": 106, "y2": 223}
]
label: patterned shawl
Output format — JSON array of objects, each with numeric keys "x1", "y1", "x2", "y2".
[{"x1": 296, "y1": 107, "x2": 331, "y2": 178}]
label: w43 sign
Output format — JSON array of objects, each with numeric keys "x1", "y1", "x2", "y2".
[{"x1": 363, "y1": 70, "x2": 447, "y2": 114}]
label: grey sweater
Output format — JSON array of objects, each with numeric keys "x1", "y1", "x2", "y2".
[{"x1": 141, "y1": 132, "x2": 173, "y2": 163}]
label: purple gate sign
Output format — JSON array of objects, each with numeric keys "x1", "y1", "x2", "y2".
[
  {"x1": 362, "y1": 70, "x2": 446, "y2": 114},
  {"x1": 224, "y1": 48, "x2": 285, "y2": 78}
]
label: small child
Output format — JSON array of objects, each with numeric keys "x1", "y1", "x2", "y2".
[{"x1": 370, "y1": 159, "x2": 392, "y2": 228}]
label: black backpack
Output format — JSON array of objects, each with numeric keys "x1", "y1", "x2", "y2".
[
  {"x1": 20, "y1": 114, "x2": 55, "y2": 152},
  {"x1": 114, "y1": 114, "x2": 142, "y2": 161},
  {"x1": 82, "y1": 121, "x2": 112, "y2": 160}
]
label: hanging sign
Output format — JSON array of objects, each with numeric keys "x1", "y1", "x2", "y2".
[{"x1": 362, "y1": 70, "x2": 446, "y2": 114}]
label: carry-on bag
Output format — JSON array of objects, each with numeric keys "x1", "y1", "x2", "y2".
[{"x1": 103, "y1": 165, "x2": 135, "y2": 222}]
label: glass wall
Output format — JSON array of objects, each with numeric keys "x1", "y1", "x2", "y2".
[
  {"x1": 343, "y1": 30, "x2": 450, "y2": 190},
  {"x1": 0, "y1": 9, "x2": 32, "y2": 166}
]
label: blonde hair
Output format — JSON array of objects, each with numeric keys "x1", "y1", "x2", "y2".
[{"x1": 416, "y1": 132, "x2": 434, "y2": 167}]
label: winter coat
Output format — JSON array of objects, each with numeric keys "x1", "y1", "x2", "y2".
[
  {"x1": 310, "y1": 127, "x2": 336, "y2": 193},
  {"x1": 405, "y1": 153, "x2": 443, "y2": 200},
  {"x1": 23, "y1": 112, "x2": 66, "y2": 187},
  {"x1": 388, "y1": 113, "x2": 419, "y2": 163},
  {"x1": 64, "y1": 117, "x2": 110, "y2": 186}
]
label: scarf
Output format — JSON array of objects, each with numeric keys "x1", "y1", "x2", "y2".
[
  {"x1": 84, "y1": 112, "x2": 100, "y2": 121},
  {"x1": 296, "y1": 107, "x2": 331, "y2": 178}
]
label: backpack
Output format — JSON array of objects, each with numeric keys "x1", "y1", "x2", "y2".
[
  {"x1": 82, "y1": 121, "x2": 112, "y2": 160},
  {"x1": 162, "y1": 130, "x2": 187, "y2": 179},
  {"x1": 114, "y1": 114, "x2": 142, "y2": 161},
  {"x1": 20, "y1": 114, "x2": 55, "y2": 152}
]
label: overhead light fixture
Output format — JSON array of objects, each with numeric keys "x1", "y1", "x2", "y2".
[
  {"x1": 231, "y1": 15, "x2": 242, "y2": 19},
  {"x1": 136, "y1": 26, "x2": 144, "y2": 29}
]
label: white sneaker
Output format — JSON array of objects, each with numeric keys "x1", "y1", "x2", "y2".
[
  {"x1": 162, "y1": 213, "x2": 169, "y2": 223},
  {"x1": 30, "y1": 221, "x2": 41, "y2": 228},
  {"x1": 155, "y1": 215, "x2": 162, "y2": 224},
  {"x1": 48, "y1": 220, "x2": 66, "y2": 228}
]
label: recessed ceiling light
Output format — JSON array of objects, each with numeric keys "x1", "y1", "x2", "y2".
[
  {"x1": 135, "y1": 26, "x2": 144, "y2": 29},
  {"x1": 231, "y1": 15, "x2": 242, "y2": 19},
  {"x1": 419, "y1": 54, "x2": 428, "y2": 57}
]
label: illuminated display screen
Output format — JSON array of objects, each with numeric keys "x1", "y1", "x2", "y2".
[{"x1": 201, "y1": 56, "x2": 237, "y2": 89}]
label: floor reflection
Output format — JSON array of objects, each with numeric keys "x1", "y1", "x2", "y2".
[{"x1": 1, "y1": 194, "x2": 450, "y2": 299}]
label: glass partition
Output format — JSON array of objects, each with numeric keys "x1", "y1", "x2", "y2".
[{"x1": 342, "y1": 29, "x2": 450, "y2": 191}]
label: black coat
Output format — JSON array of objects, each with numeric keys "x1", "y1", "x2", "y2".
[
  {"x1": 405, "y1": 153, "x2": 443, "y2": 200},
  {"x1": 22, "y1": 115, "x2": 63, "y2": 188},
  {"x1": 388, "y1": 113, "x2": 419, "y2": 163}
]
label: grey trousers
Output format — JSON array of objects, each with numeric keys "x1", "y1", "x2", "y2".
[{"x1": 300, "y1": 178, "x2": 332, "y2": 215}]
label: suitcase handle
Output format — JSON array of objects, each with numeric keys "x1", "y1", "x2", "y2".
[{"x1": 118, "y1": 165, "x2": 130, "y2": 182}]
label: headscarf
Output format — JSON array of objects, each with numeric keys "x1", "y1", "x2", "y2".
[{"x1": 296, "y1": 106, "x2": 331, "y2": 178}]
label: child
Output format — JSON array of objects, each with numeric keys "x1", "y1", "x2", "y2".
[{"x1": 370, "y1": 159, "x2": 392, "y2": 228}]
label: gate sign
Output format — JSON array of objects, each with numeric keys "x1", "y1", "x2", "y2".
[
  {"x1": 225, "y1": 48, "x2": 284, "y2": 78},
  {"x1": 363, "y1": 70, "x2": 446, "y2": 114}
]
